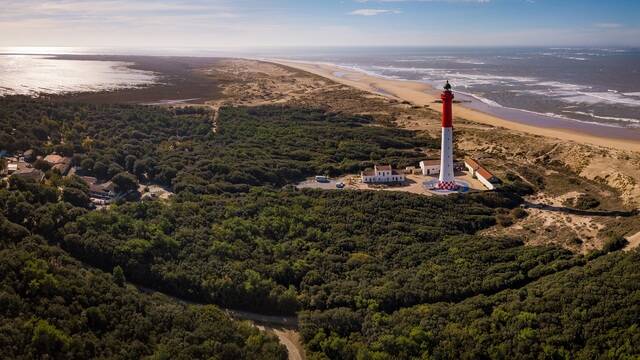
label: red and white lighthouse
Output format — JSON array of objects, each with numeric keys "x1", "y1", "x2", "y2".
[{"x1": 437, "y1": 81, "x2": 457, "y2": 190}]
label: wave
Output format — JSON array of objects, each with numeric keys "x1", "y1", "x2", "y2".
[
  {"x1": 502, "y1": 107, "x2": 630, "y2": 129},
  {"x1": 560, "y1": 56, "x2": 588, "y2": 61},
  {"x1": 454, "y1": 59, "x2": 486, "y2": 65},
  {"x1": 561, "y1": 92, "x2": 640, "y2": 107},
  {"x1": 455, "y1": 90, "x2": 503, "y2": 107},
  {"x1": 454, "y1": 90, "x2": 633, "y2": 129},
  {"x1": 331, "y1": 64, "x2": 404, "y2": 80},
  {"x1": 562, "y1": 110, "x2": 640, "y2": 124}
]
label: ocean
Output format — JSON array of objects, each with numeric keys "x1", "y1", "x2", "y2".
[{"x1": 261, "y1": 47, "x2": 640, "y2": 138}]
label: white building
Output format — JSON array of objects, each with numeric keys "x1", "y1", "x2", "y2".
[
  {"x1": 7, "y1": 163, "x2": 18, "y2": 174},
  {"x1": 361, "y1": 165, "x2": 405, "y2": 183},
  {"x1": 464, "y1": 158, "x2": 500, "y2": 190},
  {"x1": 404, "y1": 166, "x2": 421, "y2": 175},
  {"x1": 419, "y1": 160, "x2": 440, "y2": 176},
  {"x1": 420, "y1": 160, "x2": 464, "y2": 176}
]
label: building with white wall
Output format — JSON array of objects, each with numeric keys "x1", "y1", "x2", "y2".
[
  {"x1": 420, "y1": 160, "x2": 464, "y2": 176},
  {"x1": 464, "y1": 158, "x2": 500, "y2": 190},
  {"x1": 419, "y1": 160, "x2": 440, "y2": 176},
  {"x1": 361, "y1": 165, "x2": 405, "y2": 183}
]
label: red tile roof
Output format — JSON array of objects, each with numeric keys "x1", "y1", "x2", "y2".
[
  {"x1": 44, "y1": 154, "x2": 65, "y2": 164},
  {"x1": 464, "y1": 157, "x2": 481, "y2": 170},
  {"x1": 476, "y1": 167, "x2": 495, "y2": 180},
  {"x1": 421, "y1": 159, "x2": 440, "y2": 166}
]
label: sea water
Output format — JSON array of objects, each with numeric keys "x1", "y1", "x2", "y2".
[{"x1": 0, "y1": 52, "x2": 157, "y2": 96}]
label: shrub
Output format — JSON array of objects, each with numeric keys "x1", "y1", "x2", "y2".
[
  {"x1": 574, "y1": 194, "x2": 600, "y2": 210},
  {"x1": 496, "y1": 214, "x2": 514, "y2": 227},
  {"x1": 602, "y1": 236, "x2": 628, "y2": 253},
  {"x1": 511, "y1": 207, "x2": 528, "y2": 219}
]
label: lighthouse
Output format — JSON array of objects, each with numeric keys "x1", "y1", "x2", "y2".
[{"x1": 437, "y1": 81, "x2": 457, "y2": 190}]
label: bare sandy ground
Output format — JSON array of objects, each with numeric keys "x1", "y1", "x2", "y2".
[
  {"x1": 270, "y1": 60, "x2": 640, "y2": 153},
  {"x1": 625, "y1": 231, "x2": 640, "y2": 251},
  {"x1": 296, "y1": 173, "x2": 487, "y2": 196}
]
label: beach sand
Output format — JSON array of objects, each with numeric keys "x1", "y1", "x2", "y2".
[{"x1": 270, "y1": 60, "x2": 640, "y2": 153}]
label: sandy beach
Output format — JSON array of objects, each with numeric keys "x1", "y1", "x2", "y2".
[{"x1": 269, "y1": 59, "x2": 640, "y2": 153}]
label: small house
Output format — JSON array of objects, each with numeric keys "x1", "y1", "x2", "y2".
[
  {"x1": 361, "y1": 165, "x2": 405, "y2": 183},
  {"x1": 89, "y1": 182, "x2": 116, "y2": 202},
  {"x1": 80, "y1": 176, "x2": 116, "y2": 203},
  {"x1": 419, "y1": 160, "x2": 440, "y2": 176},
  {"x1": 464, "y1": 158, "x2": 500, "y2": 190},
  {"x1": 44, "y1": 154, "x2": 72, "y2": 175},
  {"x1": 404, "y1": 166, "x2": 422, "y2": 175},
  {"x1": 12, "y1": 168, "x2": 45, "y2": 183},
  {"x1": 7, "y1": 163, "x2": 18, "y2": 174}
]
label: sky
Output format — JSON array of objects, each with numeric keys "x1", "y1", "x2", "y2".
[{"x1": 1, "y1": 0, "x2": 639, "y2": 49}]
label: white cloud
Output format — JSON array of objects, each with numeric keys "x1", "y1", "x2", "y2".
[
  {"x1": 595, "y1": 23, "x2": 622, "y2": 29},
  {"x1": 349, "y1": 8, "x2": 402, "y2": 16},
  {"x1": 0, "y1": 0, "x2": 237, "y2": 19}
]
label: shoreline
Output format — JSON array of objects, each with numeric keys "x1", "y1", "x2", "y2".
[{"x1": 267, "y1": 59, "x2": 640, "y2": 152}]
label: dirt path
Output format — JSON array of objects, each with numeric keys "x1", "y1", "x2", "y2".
[
  {"x1": 226, "y1": 309, "x2": 304, "y2": 360},
  {"x1": 257, "y1": 326, "x2": 304, "y2": 360},
  {"x1": 136, "y1": 286, "x2": 305, "y2": 360},
  {"x1": 209, "y1": 103, "x2": 220, "y2": 133}
]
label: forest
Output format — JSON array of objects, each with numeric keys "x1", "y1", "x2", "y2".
[
  {"x1": 58, "y1": 184, "x2": 579, "y2": 315},
  {"x1": 1, "y1": 96, "x2": 638, "y2": 359},
  {"x1": 0, "y1": 177, "x2": 286, "y2": 359},
  {"x1": 300, "y1": 249, "x2": 640, "y2": 359}
]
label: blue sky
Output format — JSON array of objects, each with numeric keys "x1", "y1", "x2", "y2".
[{"x1": 1, "y1": 0, "x2": 639, "y2": 48}]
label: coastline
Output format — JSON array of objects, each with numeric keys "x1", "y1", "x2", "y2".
[{"x1": 268, "y1": 59, "x2": 640, "y2": 153}]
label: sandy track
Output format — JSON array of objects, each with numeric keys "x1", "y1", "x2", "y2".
[{"x1": 226, "y1": 310, "x2": 304, "y2": 360}]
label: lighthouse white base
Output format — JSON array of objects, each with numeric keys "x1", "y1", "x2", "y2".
[{"x1": 437, "y1": 127, "x2": 457, "y2": 190}]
